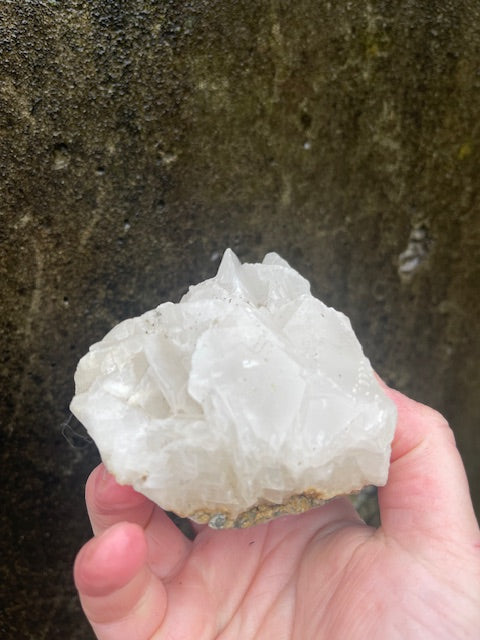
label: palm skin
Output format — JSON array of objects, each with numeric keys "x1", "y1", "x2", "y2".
[{"x1": 74, "y1": 385, "x2": 480, "y2": 640}]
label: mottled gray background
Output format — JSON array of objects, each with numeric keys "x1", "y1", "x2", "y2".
[{"x1": 1, "y1": 2, "x2": 479, "y2": 638}]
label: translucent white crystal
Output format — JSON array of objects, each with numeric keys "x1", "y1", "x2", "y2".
[{"x1": 71, "y1": 249, "x2": 396, "y2": 526}]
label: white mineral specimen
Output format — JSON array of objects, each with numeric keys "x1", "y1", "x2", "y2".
[{"x1": 71, "y1": 249, "x2": 396, "y2": 527}]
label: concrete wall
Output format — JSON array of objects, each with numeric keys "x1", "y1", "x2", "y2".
[{"x1": 1, "y1": 2, "x2": 479, "y2": 637}]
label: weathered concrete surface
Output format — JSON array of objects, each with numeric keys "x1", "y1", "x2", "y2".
[{"x1": 1, "y1": 2, "x2": 479, "y2": 637}]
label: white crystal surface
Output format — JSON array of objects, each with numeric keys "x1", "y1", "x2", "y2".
[{"x1": 71, "y1": 249, "x2": 396, "y2": 523}]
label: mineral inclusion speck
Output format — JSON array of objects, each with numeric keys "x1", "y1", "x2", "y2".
[{"x1": 71, "y1": 249, "x2": 396, "y2": 528}]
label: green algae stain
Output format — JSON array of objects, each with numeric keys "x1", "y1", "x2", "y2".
[{"x1": 458, "y1": 142, "x2": 472, "y2": 159}]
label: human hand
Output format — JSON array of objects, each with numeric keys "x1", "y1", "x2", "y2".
[{"x1": 74, "y1": 384, "x2": 480, "y2": 639}]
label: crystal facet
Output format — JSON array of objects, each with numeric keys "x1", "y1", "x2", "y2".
[{"x1": 71, "y1": 249, "x2": 396, "y2": 527}]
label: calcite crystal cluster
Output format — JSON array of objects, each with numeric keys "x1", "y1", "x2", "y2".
[{"x1": 71, "y1": 250, "x2": 396, "y2": 528}]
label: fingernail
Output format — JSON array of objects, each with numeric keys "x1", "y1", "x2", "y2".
[
  {"x1": 100, "y1": 464, "x2": 110, "y2": 483},
  {"x1": 96, "y1": 464, "x2": 113, "y2": 492}
]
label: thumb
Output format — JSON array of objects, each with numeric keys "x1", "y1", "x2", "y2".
[
  {"x1": 74, "y1": 522, "x2": 167, "y2": 640},
  {"x1": 378, "y1": 385, "x2": 479, "y2": 546}
]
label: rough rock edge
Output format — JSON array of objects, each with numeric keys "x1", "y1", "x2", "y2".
[{"x1": 186, "y1": 487, "x2": 362, "y2": 529}]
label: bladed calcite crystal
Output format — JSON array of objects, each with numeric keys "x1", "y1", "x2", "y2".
[{"x1": 71, "y1": 249, "x2": 396, "y2": 528}]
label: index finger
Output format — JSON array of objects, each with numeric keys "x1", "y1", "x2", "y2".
[
  {"x1": 85, "y1": 463, "x2": 193, "y2": 579},
  {"x1": 86, "y1": 464, "x2": 155, "y2": 536}
]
